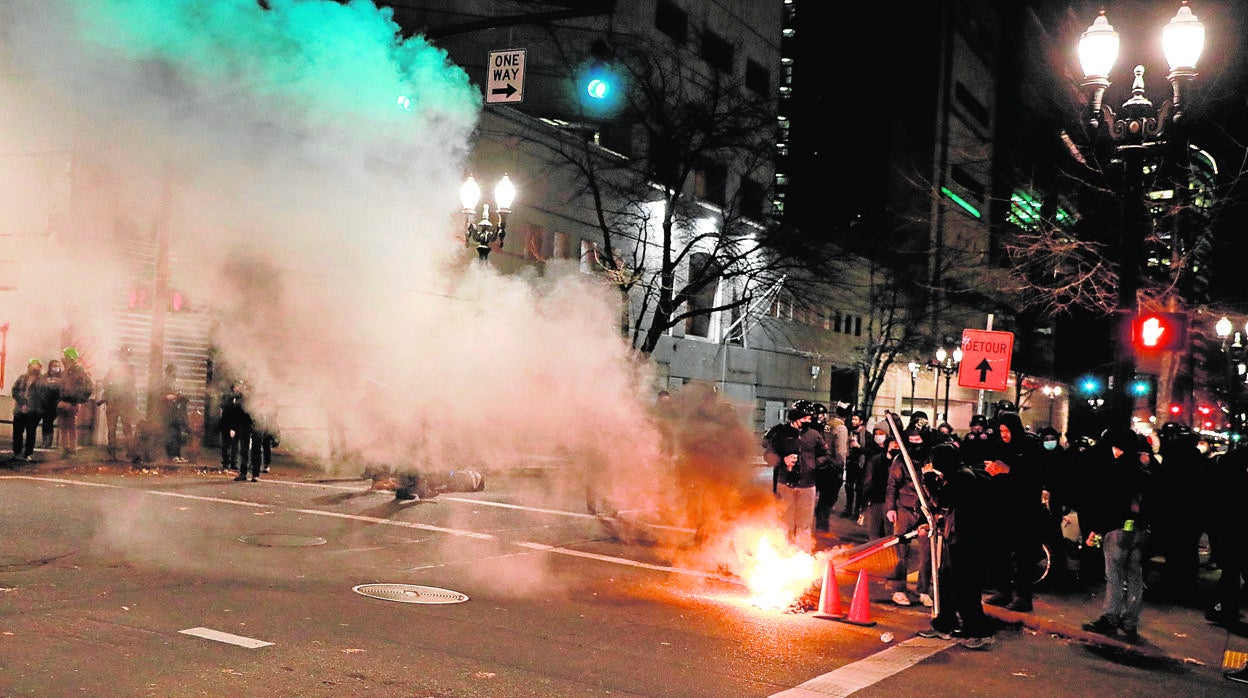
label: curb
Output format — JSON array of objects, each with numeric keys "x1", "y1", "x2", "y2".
[{"x1": 984, "y1": 605, "x2": 1187, "y2": 667}]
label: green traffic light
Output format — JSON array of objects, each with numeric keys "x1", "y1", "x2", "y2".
[{"x1": 586, "y1": 77, "x2": 610, "y2": 100}]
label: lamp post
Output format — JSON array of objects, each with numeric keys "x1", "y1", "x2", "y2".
[
  {"x1": 1042, "y1": 384, "x2": 1064, "y2": 428},
  {"x1": 1077, "y1": 2, "x2": 1205, "y2": 430},
  {"x1": 908, "y1": 361, "x2": 920, "y2": 415},
  {"x1": 1215, "y1": 316, "x2": 1246, "y2": 431},
  {"x1": 460, "y1": 174, "x2": 515, "y2": 262},
  {"x1": 932, "y1": 346, "x2": 962, "y2": 423}
]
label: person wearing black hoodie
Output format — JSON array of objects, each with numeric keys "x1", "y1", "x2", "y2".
[{"x1": 982, "y1": 411, "x2": 1045, "y2": 612}]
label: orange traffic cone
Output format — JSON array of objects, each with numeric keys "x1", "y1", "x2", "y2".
[
  {"x1": 814, "y1": 557, "x2": 844, "y2": 619},
  {"x1": 836, "y1": 569, "x2": 877, "y2": 627}
]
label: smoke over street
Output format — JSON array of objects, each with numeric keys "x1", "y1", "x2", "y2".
[{"x1": 0, "y1": 0, "x2": 787, "y2": 591}]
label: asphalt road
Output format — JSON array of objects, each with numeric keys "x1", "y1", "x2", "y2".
[{"x1": 0, "y1": 467, "x2": 1239, "y2": 696}]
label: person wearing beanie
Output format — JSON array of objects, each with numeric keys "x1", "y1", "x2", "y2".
[
  {"x1": 764, "y1": 403, "x2": 820, "y2": 551},
  {"x1": 859, "y1": 418, "x2": 897, "y2": 540}
]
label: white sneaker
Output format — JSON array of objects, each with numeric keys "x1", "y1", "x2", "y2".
[
  {"x1": 919, "y1": 593, "x2": 934, "y2": 608},
  {"x1": 892, "y1": 592, "x2": 912, "y2": 606}
]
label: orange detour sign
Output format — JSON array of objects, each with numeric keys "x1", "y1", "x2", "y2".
[{"x1": 957, "y1": 329, "x2": 1014, "y2": 391}]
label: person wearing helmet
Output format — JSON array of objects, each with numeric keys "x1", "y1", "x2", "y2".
[
  {"x1": 56, "y1": 346, "x2": 94, "y2": 456},
  {"x1": 960, "y1": 414, "x2": 993, "y2": 469},
  {"x1": 764, "y1": 401, "x2": 819, "y2": 551}
]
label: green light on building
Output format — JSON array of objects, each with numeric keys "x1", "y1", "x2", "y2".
[{"x1": 942, "y1": 186, "x2": 981, "y2": 219}]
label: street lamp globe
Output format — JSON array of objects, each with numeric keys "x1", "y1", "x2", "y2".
[
  {"x1": 494, "y1": 174, "x2": 516, "y2": 213},
  {"x1": 1162, "y1": 2, "x2": 1205, "y2": 73},
  {"x1": 1079, "y1": 11, "x2": 1119, "y2": 82},
  {"x1": 1217, "y1": 316, "x2": 1233, "y2": 340},
  {"x1": 953, "y1": 347, "x2": 963, "y2": 364},
  {"x1": 936, "y1": 347, "x2": 947, "y2": 364},
  {"x1": 459, "y1": 175, "x2": 480, "y2": 212}
]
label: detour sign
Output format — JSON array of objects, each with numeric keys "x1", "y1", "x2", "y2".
[{"x1": 957, "y1": 329, "x2": 1014, "y2": 391}]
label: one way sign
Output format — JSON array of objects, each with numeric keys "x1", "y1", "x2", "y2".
[
  {"x1": 957, "y1": 329, "x2": 1014, "y2": 391},
  {"x1": 486, "y1": 48, "x2": 526, "y2": 104}
]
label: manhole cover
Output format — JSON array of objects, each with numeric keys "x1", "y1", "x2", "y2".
[
  {"x1": 353, "y1": 584, "x2": 469, "y2": 604},
  {"x1": 238, "y1": 534, "x2": 328, "y2": 547}
]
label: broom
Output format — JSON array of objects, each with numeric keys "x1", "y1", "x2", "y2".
[{"x1": 835, "y1": 529, "x2": 920, "y2": 576}]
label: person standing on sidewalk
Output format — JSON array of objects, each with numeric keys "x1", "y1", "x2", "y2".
[
  {"x1": 1081, "y1": 429, "x2": 1152, "y2": 642},
  {"x1": 38, "y1": 359, "x2": 63, "y2": 449},
  {"x1": 10, "y1": 359, "x2": 45, "y2": 462},
  {"x1": 57, "y1": 347, "x2": 94, "y2": 456}
]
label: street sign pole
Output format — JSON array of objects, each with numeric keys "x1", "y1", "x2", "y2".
[{"x1": 977, "y1": 314, "x2": 992, "y2": 415}]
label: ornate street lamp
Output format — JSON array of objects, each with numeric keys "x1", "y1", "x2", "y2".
[
  {"x1": 1042, "y1": 384, "x2": 1064, "y2": 428},
  {"x1": 1076, "y1": 2, "x2": 1205, "y2": 429},
  {"x1": 460, "y1": 174, "x2": 515, "y2": 262},
  {"x1": 932, "y1": 346, "x2": 962, "y2": 423},
  {"x1": 1215, "y1": 316, "x2": 1247, "y2": 431},
  {"x1": 908, "y1": 361, "x2": 920, "y2": 415}
]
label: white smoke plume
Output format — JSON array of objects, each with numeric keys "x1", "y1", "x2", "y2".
[{"x1": 0, "y1": 0, "x2": 781, "y2": 587}]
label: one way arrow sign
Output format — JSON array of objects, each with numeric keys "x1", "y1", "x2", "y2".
[
  {"x1": 957, "y1": 329, "x2": 1014, "y2": 391},
  {"x1": 486, "y1": 48, "x2": 526, "y2": 104}
]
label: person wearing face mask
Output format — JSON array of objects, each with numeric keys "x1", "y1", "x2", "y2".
[
  {"x1": 859, "y1": 419, "x2": 895, "y2": 540},
  {"x1": 39, "y1": 359, "x2": 63, "y2": 449},
  {"x1": 959, "y1": 414, "x2": 993, "y2": 469},
  {"x1": 982, "y1": 412, "x2": 1044, "y2": 612},
  {"x1": 884, "y1": 412, "x2": 933, "y2": 607},
  {"x1": 1036, "y1": 426, "x2": 1077, "y2": 590}
]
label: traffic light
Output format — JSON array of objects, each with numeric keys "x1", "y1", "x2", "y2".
[
  {"x1": 1078, "y1": 375, "x2": 1104, "y2": 395},
  {"x1": 1128, "y1": 375, "x2": 1155, "y2": 398},
  {"x1": 1131, "y1": 312, "x2": 1188, "y2": 352},
  {"x1": 576, "y1": 39, "x2": 623, "y2": 114},
  {"x1": 1168, "y1": 403, "x2": 1183, "y2": 417}
]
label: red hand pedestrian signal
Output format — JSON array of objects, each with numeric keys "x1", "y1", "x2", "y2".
[{"x1": 1131, "y1": 312, "x2": 1187, "y2": 352}]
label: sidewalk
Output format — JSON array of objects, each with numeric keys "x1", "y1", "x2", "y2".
[{"x1": 817, "y1": 508, "x2": 1243, "y2": 675}]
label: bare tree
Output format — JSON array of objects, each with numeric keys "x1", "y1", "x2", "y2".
[{"x1": 529, "y1": 35, "x2": 843, "y2": 356}]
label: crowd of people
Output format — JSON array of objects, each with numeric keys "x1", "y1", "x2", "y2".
[
  {"x1": 10, "y1": 347, "x2": 278, "y2": 479},
  {"x1": 764, "y1": 398, "x2": 1248, "y2": 655},
  {"x1": 9, "y1": 347, "x2": 95, "y2": 460}
]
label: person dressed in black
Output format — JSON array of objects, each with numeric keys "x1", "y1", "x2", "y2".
[
  {"x1": 982, "y1": 411, "x2": 1044, "y2": 613},
  {"x1": 812, "y1": 403, "x2": 846, "y2": 532},
  {"x1": 218, "y1": 382, "x2": 254, "y2": 480},
  {"x1": 843, "y1": 410, "x2": 868, "y2": 518},
  {"x1": 1149, "y1": 427, "x2": 1207, "y2": 604},
  {"x1": 10, "y1": 359, "x2": 45, "y2": 462},
  {"x1": 859, "y1": 420, "x2": 896, "y2": 540},
  {"x1": 959, "y1": 414, "x2": 993, "y2": 469},
  {"x1": 885, "y1": 412, "x2": 933, "y2": 607},
  {"x1": 1207, "y1": 446, "x2": 1248, "y2": 629},
  {"x1": 1036, "y1": 426, "x2": 1078, "y2": 591},
  {"x1": 918, "y1": 442, "x2": 996, "y2": 649}
]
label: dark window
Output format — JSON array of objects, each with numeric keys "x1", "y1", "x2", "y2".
[
  {"x1": 853, "y1": 316, "x2": 862, "y2": 336},
  {"x1": 950, "y1": 164, "x2": 985, "y2": 202},
  {"x1": 696, "y1": 162, "x2": 728, "y2": 206},
  {"x1": 833, "y1": 312, "x2": 842, "y2": 333},
  {"x1": 655, "y1": 0, "x2": 688, "y2": 44},
  {"x1": 739, "y1": 178, "x2": 765, "y2": 219},
  {"x1": 685, "y1": 252, "x2": 719, "y2": 338},
  {"x1": 745, "y1": 59, "x2": 770, "y2": 95},
  {"x1": 701, "y1": 30, "x2": 733, "y2": 73},
  {"x1": 955, "y1": 82, "x2": 989, "y2": 128}
]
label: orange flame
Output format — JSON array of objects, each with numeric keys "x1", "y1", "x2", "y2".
[{"x1": 733, "y1": 527, "x2": 821, "y2": 610}]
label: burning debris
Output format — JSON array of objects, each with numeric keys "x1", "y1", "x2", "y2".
[{"x1": 363, "y1": 465, "x2": 485, "y2": 501}]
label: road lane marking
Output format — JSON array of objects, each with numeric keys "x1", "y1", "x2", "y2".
[
  {"x1": 2, "y1": 476, "x2": 714, "y2": 580},
  {"x1": 768, "y1": 636, "x2": 954, "y2": 697},
  {"x1": 180, "y1": 626, "x2": 273, "y2": 648},
  {"x1": 514, "y1": 541, "x2": 735, "y2": 582}
]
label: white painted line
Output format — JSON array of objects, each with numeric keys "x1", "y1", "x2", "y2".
[
  {"x1": 768, "y1": 636, "x2": 954, "y2": 697},
  {"x1": 515, "y1": 541, "x2": 735, "y2": 582},
  {"x1": 180, "y1": 626, "x2": 273, "y2": 649},
  {"x1": 289, "y1": 508, "x2": 496, "y2": 540}
]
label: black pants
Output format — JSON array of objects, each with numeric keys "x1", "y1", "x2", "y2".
[
  {"x1": 12, "y1": 412, "x2": 40, "y2": 457},
  {"x1": 932, "y1": 541, "x2": 990, "y2": 637},
  {"x1": 221, "y1": 425, "x2": 251, "y2": 471},
  {"x1": 813, "y1": 468, "x2": 843, "y2": 530}
]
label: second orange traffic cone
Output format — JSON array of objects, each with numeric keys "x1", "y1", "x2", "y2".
[
  {"x1": 814, "y1": 557, "x2": 844, "y2": 619},
  {"x1": 836, "y1": 569, "x2": 877, "y2": 627}
]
